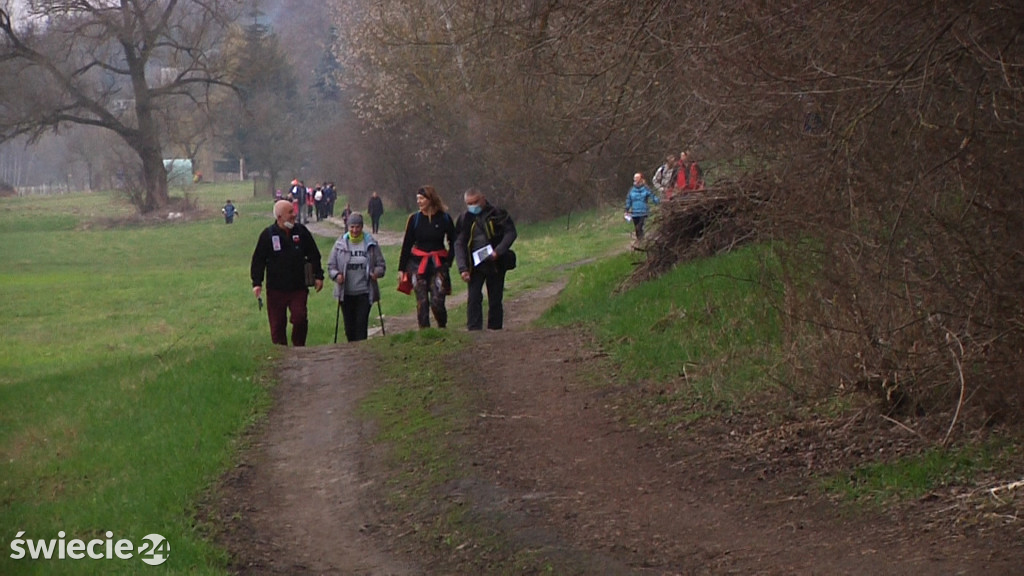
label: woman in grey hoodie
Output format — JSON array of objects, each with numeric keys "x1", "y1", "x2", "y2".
[{"x1": 328, "y1": 212, "x2": 386, "y2": 342}]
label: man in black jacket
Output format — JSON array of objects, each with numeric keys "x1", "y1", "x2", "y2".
[
  {"x1": 455, "y1": 188, "x2": 517, "y2": 331},
  {"x1": 367, "y1": 191, "x2": 385, "y2": 234},
  {"x1": 251, "y1": 200, "x2": 324, "y2": 345}
]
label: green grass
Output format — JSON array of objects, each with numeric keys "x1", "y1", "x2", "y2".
[
  {"x1": 539, "y1": 244, "x2": 781, "y2": 407},
  {"x1": 821, "y1": 443, "x2": 1013, "y2": 505},
  {"x1": 0, "y1": 185, "x2": 274, "y2": 575}
]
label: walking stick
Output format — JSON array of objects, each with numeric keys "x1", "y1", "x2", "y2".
[
  {"x1": 333, "y1": 299, "x2": 341, "y2": 344},
  {"x1": 371, "y1": 277, "x2": 386, "y2": 336}
]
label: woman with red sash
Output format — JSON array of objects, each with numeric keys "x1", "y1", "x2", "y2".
[{"x1": 398, "y1": 185, "x2": 457, "y2": 328}]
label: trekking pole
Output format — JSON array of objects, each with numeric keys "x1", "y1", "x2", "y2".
[
  {"x1": 333, "y1": 299, "x2": 341, "y2": 344},
  {"x1": 377, "y1": 298, "x2": 386, "y2": 336}
]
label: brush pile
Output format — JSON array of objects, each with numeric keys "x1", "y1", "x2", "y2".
[{"x1": 627, "y1": 177, "x2": 775, "y2": 285}]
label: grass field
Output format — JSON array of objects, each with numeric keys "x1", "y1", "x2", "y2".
[{"x1": 1, "y1": 185, "x2": 277, "y2": 575}]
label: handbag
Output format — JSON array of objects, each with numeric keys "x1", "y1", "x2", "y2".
[
  {"x1": 501, "y1": 249, "x2": 517, "y2": 271},
  {"x1": 396, "y1": 272, "x2": 413, "y2": 294},
  {"x1": 304, "y1": 261, "x2": 315, "y2": 287}
]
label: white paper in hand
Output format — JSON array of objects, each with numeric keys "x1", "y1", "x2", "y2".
[{"x1": 472, "y1": 244, "x2": 495, "y2": 266}]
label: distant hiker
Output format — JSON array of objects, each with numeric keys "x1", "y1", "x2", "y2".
[
  {"x1": 221, "y1": 199, "x2": 238, "y2": 224},
  {"x1": 314, "y1": 186, "x2": 326, "y2": 222},
  {"x1": 675, "y1": 151, "x2": 705, "y2": 195},
  {"x1": 328, "y1": 212, "x2": 386, "y2": 342},
  {"x1": 398, "y1": 186, "x2": 457, "y2": 329},
  {"x1": 625, "y1": 172, "x2": 659, "y2": 243},
  {"x1": 305, "y1": 186, "x2": 315, "y2": 222},
  {"x1": 341, "y1": 203, "x2": 352, "y2": 232},
  {"x1": 250, "y1": 200, "x2": 324, "y2": 346},
  {"x1": 289, "y1": 179, "x2": 307, "y2": 224},
  {"x1": 652, "y1": 154, "x2": 678, "y2": 200},
  {"x1": 455, "y1": 188, "x2": 517, "y2": 331},
  {"x1": 367, "y1": 191, "x2": 384, "y2": 234},
  {"x1": 324, "y1": 182, "x2": 337, "y2": 217}
]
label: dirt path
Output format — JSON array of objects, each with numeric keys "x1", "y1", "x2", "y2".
[
  {"x1": 452, "y1": 327, "x2": 1023, "y2": 574},
  {"x1": 210, "y1": 279, "x2": 565, "y2": 575},
  {"x1": 211, "y1": 265, "x2": 1024, "y2": 574}
]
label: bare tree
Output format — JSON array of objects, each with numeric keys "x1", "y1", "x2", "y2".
[{"x1": 0, "y1": 1, "x2": 245, "y2": 212}]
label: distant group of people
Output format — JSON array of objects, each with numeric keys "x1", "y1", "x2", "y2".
[
  {"x1": 274, "y1": 180, "x2": 338, "y2": 225},
  {"x1": 250, "y1": 184, "x2": 516, "y2": 345},
  {"x1": 626, "y1": 150, "x2": 705, "y2": 242},
  {"x1": 652, "y1": 150, "x2": 704, "y2": 201}
]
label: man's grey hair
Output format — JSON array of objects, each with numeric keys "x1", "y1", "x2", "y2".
[{"x1": 464, "y1": 188, "x2": 485, "y2": 200}]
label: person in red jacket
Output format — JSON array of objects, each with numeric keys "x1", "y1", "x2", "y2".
[{"x1": 675, "y1": 150, "x2": 705, "y2": 196}]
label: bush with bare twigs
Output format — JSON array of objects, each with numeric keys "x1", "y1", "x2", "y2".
[{"x1": 626, "y1": 178, "x2": 775, "y2": 287}]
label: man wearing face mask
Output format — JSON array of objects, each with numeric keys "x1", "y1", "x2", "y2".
[
  {"x1": 455, "y1": 188, "x2": 517, "y2": 331},
  {"x1": 251, "y1": 200, "x2": 325, "y2": 346}
]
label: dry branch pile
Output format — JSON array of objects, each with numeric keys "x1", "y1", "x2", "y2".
[{"x1": 627, "y1": 177, "x2": 774, "y2": 286}]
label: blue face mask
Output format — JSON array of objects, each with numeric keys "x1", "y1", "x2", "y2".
[{"x1": 467, "y1": 204, "x2": 482, "y2": 215}]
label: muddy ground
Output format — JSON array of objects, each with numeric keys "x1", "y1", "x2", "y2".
[{"x1": 209, "y1": 222, "x2": 1023, "y2": 575}]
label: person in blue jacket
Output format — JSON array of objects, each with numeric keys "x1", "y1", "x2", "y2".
[
  {"x1": 625, "y1": 172, "x2": 660, "y2": 242},
  {"x1": 221, "y1": 199, "x2": 238, "y2": 224}
]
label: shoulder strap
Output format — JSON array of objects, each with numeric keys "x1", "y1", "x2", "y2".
[{"x1": 486, "y1": 208, "x2": 509, "y2": 240}]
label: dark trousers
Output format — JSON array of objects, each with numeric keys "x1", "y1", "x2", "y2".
[
  {"x1": 266, "y1": 288, "x2": 309, "y2": 346},
  {"x1": 467, "y1": 265, "x2": 506, "y2": 330},
  {"x1": 632, "y1": 215, "x2": 648, "y2": 240},
  {"x1": 341, "y1": 293, "x2": 371, "y2": 342},
  {"x1": 371, "y1": 214, "x2": 382, "y2": 234}
]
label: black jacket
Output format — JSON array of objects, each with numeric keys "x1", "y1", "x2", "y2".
[
  {"x1": 455, "y1": 203, "x2": 517, "y2": 273},
  {"x1": 368, "y1": 196, "x2": 384, "y2": 218},
  {"x1": 398, "y1": 211, "x2": 457, "y2": 272},
  {"x1": 250, "y1": 222, "x2": 324, "y2": 291}
]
